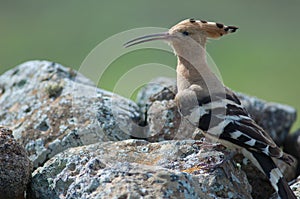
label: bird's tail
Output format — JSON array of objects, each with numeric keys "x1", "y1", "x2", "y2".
[{"x1": 251, "y1": 151, "x2": 296, "y2": 199}]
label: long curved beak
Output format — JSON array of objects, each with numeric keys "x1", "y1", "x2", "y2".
[{"x1": 124, "y1": 32, "x2": 170, "y2": 48}]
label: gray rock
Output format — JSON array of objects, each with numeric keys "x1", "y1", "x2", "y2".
[
  {"x1": 137, "y1": 77, "x2": 176, "y2": 123},
  {"x1": 29, "y1": 139, "x2": 252, "y2": 199},
  {"x1": 1, "y1": 62, "x2": 298, "y2": 199},
  {"x1": 136, "y1": 77, "x2": 200, "y2": 141},
  {"x1": 0, "y1": 61, "x2": 141, "y2": 168},
  {"x1": 0, "y1": 126, "x2": 32, "y2": 199},
  {"x1": 146, "y1": 100, "x2": 200, "y2": 142},
  {"x1": 136, "y1": 77, "x2": 296, "y2": 145}
]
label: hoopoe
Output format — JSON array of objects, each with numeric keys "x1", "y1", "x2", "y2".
[{"x1": 125, "y1": 19, "x2": 297, "y2": 199}]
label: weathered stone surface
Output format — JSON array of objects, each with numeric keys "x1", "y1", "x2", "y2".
[
  {"x1": 1, "y1": 62, "x2": 298, "y2": 199},
  {"x1": 145, "y1": 99, "x2": 208, "y2": 142},
  {"x1": 29, "y1": 139, "x2": 252, "y2": 199},
  {"x1": 146, "y1": 100, "x2": 200, "y2": 141},
  {"x1": 137, "y1": 77, "x2": 176, "y2": 123},
  {"x1": 0, "y1": 126, "x2": 32, "y2": 199},
  {"x1": 0, "y1": 61, "x2": 141, "y2": 168},
  {"x1": 137, "y1": 77, "x2": 297, "y2": 146}
]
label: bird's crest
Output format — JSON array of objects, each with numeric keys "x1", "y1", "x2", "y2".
[{"x1": 174, "y1": 18, "x2": 238, "y2": 39}]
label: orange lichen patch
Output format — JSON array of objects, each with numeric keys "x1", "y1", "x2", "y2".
[
  {"x1": 150, "y1": 144, "x2": 162, "y2": 151},
  {"x1": 9, "y1": 102, "x2": 20, "y2": 112},
  {"x1": 136, "y1": 155, "x2": 162, "y2": 166},
  {"x1": 31, "y1": 89, "x2": 38, "y2": 96},
  {"x1": 84, "y1": 120, "x2": 91, "y2": 126},
  {"x1": 181, "y1": 166, "x2": 203, "y2": 174}
]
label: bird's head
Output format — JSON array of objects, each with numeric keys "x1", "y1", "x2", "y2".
[{"x1": 124, "y1": 18, "x2": 238, "y2": 55}]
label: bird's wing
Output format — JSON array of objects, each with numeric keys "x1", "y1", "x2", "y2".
[
  {"x1": 195, "y1": 89, "x2": 293, "y2": 164},
  {"x1": 175, "y1": 85, "x2": 293, "y2": 164}
]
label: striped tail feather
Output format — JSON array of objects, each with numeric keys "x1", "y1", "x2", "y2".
[{"x1": 251, "y1": 151, "x2": 296, "y2": 199}]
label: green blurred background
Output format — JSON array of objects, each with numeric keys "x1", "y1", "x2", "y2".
[{"x1": 0, "y1": 0, "x2": 299, "y2": 130}]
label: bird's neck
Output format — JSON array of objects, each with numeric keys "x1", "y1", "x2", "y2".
[{"x1": 176, "y1": 45, "x2": 224, "y2": 95}]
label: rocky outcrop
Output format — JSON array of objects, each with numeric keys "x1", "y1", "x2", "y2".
[
  {"x1": 0, "y1": 61, "x2": 299, "y2": 199},
  {"x1": 0, "y1": 61, "x2": 141, "y2": 168},
  {"x1": 0, "y1": 127, "x2": 32, "y2": 199},
  {"x1": 28, "y1": 139, "x2": 252, "y2": 199}
]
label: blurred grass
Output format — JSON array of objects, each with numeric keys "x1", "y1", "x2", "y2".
[{"x1": 0, "y1": 0, "x2": 300, "y2": 130}]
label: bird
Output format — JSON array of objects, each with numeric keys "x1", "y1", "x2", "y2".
[{"x1": 124, "y1": 19, "x2": 297, "y2": 199}]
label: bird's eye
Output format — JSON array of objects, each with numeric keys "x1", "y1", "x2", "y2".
[{"x1": 182, "y1": 31, "x2": 189, "y2": 36}]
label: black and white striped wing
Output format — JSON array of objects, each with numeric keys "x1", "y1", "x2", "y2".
[
  {"x1": 176, "y1": 87, "x2": 296, "y2": 198},
  {"x1": 196, "y1": 91, "x2": 292, "y2": 164}
]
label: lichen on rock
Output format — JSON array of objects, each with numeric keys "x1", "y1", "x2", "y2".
[
  {"x1": 28, "y1": 139, "x2": 252, "y2": 199},
  {"x1": 0, "y1": 61, "x2": 299, "y2": 199},
  {"x1": 0, "y1": 61, "x2": 141, "y2": 168}
]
